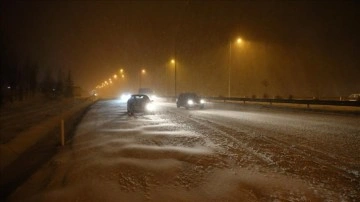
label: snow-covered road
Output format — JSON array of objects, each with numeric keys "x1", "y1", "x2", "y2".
[{"x1": 9, "y1": 100, "x2": 360, "y2": 201}]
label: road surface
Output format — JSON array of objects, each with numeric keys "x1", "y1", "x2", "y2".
[{"x1": 8, "y1": 100, "x2": 360, "y2": 201}]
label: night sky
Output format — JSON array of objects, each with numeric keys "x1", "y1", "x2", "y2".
[{"x1": 1, "y1": 1, "x2": 359, "y2": 97}]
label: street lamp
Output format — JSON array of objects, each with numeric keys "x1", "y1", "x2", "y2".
[
  {"x1": 170, "y1": 59, "x2": 177, "y2": 97},
  {"x1": 228, "y1": 37, "x2": 243, "y2": 98}
]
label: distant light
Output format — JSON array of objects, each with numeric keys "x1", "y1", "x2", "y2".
[
  {"x1": 7, "y1": 86, "x2": 11, "y2": 89},
  {"x1": 150, "y1": 95, "x2": 157, "y2": 100},
  {"x1": 200, "y1": 99, "x2": 205, "y2": 104},
  {"x1": 52, "y1": 88, "x2": 55, "y2": 91},
  {"x1": 187, "y1": 100, "x2": 194, "y2": 105},
  {"x1": 236, "y1": 38, "x2": 243, "y2": 44},
  {"x1": 120, "y1": 69, "x2": 124, "y2": 73},
  {"x1": 120, "y1": 93, "x2": 131, "y2": 102},
  {"x1": 113, "y1": 74, "x2": 118, "y2": 79},
  {"x1": 121, "y1": 74, "x2": 125, "y2": 78},
  {"x1": 141, "y1": 69, "x2": 146, "y2": 74},
  {"x1": 171, "y1": 59, "x2": 175, "y2": 64}
]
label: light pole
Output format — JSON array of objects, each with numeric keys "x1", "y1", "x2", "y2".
[
  {"x1": 139, "y1": 69, "x2": 146, "y2": 89},
  {"x1": 228, "y1": 37, "x2": 243, "y2": 98},
  {"x1": 171, "y1": 59, "x2": 176, "y2": 97}
]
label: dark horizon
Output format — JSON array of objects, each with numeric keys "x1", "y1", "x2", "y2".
[{"x1": 1, "y1": 1, "x2": 359, "y2": 97}]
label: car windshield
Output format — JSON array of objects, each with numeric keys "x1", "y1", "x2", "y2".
[{"x1": 133, "y1": 95, "x2": 149, "y2": 100}]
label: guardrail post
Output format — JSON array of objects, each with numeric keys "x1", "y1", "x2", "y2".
[{"x1": 60, "y1": 119, "x2": 65, "y2": 146}]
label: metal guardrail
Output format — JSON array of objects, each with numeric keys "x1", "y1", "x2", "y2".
[{"x1": 206, "y1": 97, "x2": 360, "y2": 108}]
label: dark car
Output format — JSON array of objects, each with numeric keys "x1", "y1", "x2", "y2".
[
  {"x1": 176, "y1": 93, "x2": 205, "y2": 109},
  {"x1": 127, "y1": 94, "x2": 155, "y2": 114}
]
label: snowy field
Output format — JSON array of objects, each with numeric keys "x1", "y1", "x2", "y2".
[
  {"x1": 0, "y1": 97, "x2": 83, "y2": 144},
  {"x1": 8, "y1": 100, "x2": 360, "y2": 201}
]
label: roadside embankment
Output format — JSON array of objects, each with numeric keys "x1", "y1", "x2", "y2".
[{"x1": 0, "y1": 98, "x2": 95, "y2": 200}]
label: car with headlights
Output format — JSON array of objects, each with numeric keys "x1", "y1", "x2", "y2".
[
  {"x1": 176, "y1": 93, "x2": 205, "y2": 109},
  {"x1": 127, "y1": 94, "x2": 155, "y2": 114}
]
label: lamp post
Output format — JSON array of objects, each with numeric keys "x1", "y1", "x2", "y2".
[
  {"x1": 171, "y1": 59, "x2": 177, "y2": 97},
  {"x1": 228, "y1": 37, "x2": 243, "y2": 98},
  {"x1": 139, "y1": 69, "x2": 146, "y2": 88}
]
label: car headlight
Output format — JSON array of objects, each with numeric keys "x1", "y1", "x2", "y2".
[
  {"x1": 151, "y1": 95, "x2": 157, "y2": 100},
  {"x1": 187, "y1": 99, "x2": 194, "y2": 105},
  {"x1": 145, "y1": 103, "x2": 155, "y2": 111},
  {"x1": 200, "y1": 99, "x2": 205, "y2": 104},
  {"x1": 120, "y1": 93, "x2": 131, "y2": 102}
]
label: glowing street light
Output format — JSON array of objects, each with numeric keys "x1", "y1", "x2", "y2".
[
  {"x1": 228, "y1": 37, "x2": 243, "y2": 97},
  {"x1": 113, "y1": 74, "x2": 118, "y2": 79},
  {"x1": 120, "y1": 69, "x2": 124, "y2": 74}
]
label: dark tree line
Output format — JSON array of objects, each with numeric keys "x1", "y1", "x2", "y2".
[{"x1": 1, "y1": 40, "x2": 75, "y2": 106}]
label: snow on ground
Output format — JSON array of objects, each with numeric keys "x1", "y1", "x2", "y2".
[
  {"x1": 8, "y1": 100, "x2": 360, "y2": 201},
  {"x1": 0, "y1": 96, "x2": 82, "y2": 144}
]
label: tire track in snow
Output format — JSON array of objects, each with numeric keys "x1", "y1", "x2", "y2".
[
  {"x1": 175, "y1": 111, "x2": 359, "y2": 201},
  {"x1": 167, "y1": 112, "x2": 275, "y2": 168}
]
